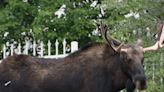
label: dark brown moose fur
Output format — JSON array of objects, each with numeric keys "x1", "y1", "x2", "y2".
[{"x1": 0, "y1": 42, "x2": 146, "y2": 92}]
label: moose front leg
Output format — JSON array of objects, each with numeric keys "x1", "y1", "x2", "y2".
[{"x1": 125, "y1": 79, "x2": 136, "y2": 92}]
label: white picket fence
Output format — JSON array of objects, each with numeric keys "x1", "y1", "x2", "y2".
[{"x1": 2, "y1": 39, "x2": 78, "y2": 60}]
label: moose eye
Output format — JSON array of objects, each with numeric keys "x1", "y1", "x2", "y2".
[{"x1": 126, "y1": 58, "x2": 132, "y2": 63}]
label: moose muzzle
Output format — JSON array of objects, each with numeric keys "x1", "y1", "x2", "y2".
[{"x1": 133, "y1": 74, "x2": 147, "y2": 90}]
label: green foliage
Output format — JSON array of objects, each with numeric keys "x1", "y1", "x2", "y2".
[
  {"x1": 0, "y1": 0, "x2": 102, "y2": 46},
  {"x1": 144, "y1": 49, "x2": 164, "y2": 92},
  {"x1": 102, "y1": 0, "x2": 164, "y2": 43}
]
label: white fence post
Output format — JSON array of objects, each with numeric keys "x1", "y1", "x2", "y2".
[
  {"x1": 17, "y1": 43, "x2": 21, "y2": 54},
  {"x1": 40, "y1": 41, "x2": 44, "y2": 57},
  {"x1": 63, "y1": 39, "x2": 66, "y2": 55},
  {"x1": 24, "y1": 41, "x2": 29, "y2": 55},
  {"x1": 10, "y1": 44, "x2": 14, "y2": 56},
  {"x1": 55, "y1": 40, "x2": 59, "y2": 55},
  {"x1": 48, "y1": 40, "x2": 51, "y2": 56},
  {"x1": 33, "y1": 41, "x2": 36, "y2": 56},
  {"x1": 71, "y1": 41, "x2": 78, "y2": 53},
  {"x1": 3, "y1": 45, "x2": 6, "y2": 59}
]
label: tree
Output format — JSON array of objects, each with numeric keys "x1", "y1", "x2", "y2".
[{"x1": 0, "y1": 0, "x2": 102, "y2": 49}]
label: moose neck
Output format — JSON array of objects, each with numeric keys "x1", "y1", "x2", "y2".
[{"x1": 103, "y1": 44, "x2": 130, "y2": 91}]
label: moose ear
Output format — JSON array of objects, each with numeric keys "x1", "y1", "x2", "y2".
[{"x1": 136, "y1": 39, "x2": 143, "y2": 46}]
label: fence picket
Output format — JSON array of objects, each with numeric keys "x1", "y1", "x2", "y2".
[
  {"x1": 55, "y1": 40, "x2": 59, "y2": 55},
  {"x1": 24, "y1": 41, "x2": 29, "y2": 55},
  {"x1": 63, "y1": 39, "x2": 66, "y2": 55},
  {"x1": 10, "y1": 44, "x2": 14, "y2": 56},
  {"x1": 71, "y1": 41, "x2": 78, "y2": 53},
  {"x1": 17, "y1": 43, "x2": 21, "y2": 54},
  {"x1": 3, "y1": 45, "x2": 6, "y2": 59},
  {"x1": 33, "y1": 41, "x2": 36, "y2": 56},
  {"x1": 40, "y1": 41, "x2": 44, "y2": 57},
  {"x1": 48, "y1": 40, "x2": 51, "y2": 56}
]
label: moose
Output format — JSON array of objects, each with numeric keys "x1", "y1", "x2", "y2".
[{"x1": 0, "y1": 23, "x2": 163, "y2": 92}]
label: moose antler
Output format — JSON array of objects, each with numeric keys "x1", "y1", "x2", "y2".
[
  {"x1": 143, "y1": 42, "x2": 159, "y2": 52},
  {"x1": 159, "y1": 24, "x2": 164, "y2": 48},
  {"x1": 98, "y1": 22, "x2": 125, "y2": 52},
  {"x1": 98, "y1": 21, "x2": 164, "y2": 53},
  {"x1": 143, "y1": 20, "x2": 164, "y2": 52}
]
